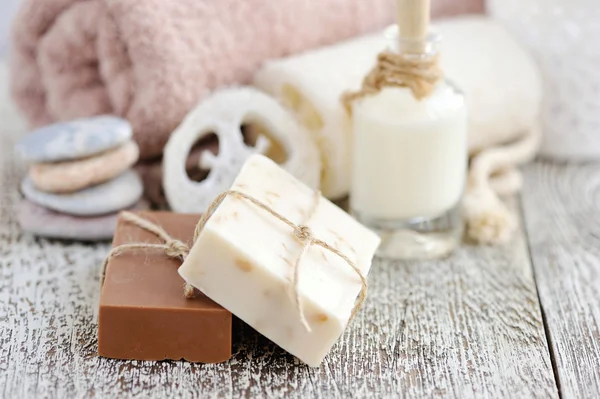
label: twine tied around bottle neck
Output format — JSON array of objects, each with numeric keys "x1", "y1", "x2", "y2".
[
  {"x1": 100, "y1": 189, "x2": 368, "y2": 333},
  {"x1": 341, "y1": 50, "x2": 443, "y2": 113}
]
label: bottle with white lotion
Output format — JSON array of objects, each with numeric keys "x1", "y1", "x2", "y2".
[{"x1": 350, "y1": 0, "x2": 468, "y2": 259}]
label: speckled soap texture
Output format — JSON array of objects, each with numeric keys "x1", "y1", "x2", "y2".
[
  {"x1": 15, "y1": 115, "x2": 132, "y2": 163},
  {"x1": 21, "y1": 170, "x2": 143, "y2": 216}
]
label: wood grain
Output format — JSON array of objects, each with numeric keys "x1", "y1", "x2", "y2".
[
  {"x1": 0, "y1": 128, "x2": 557, "y2": 398},
  {"x1": 522, "y1": 161, "x2": 600, "y2": 398}
]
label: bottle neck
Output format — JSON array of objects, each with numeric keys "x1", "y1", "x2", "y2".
[
  {"x1": 384, "y1": 25, "x2": 441, "y2": 59},
  {"x1": 341, "y1": 25, "x2": 445, "y2": 108}
]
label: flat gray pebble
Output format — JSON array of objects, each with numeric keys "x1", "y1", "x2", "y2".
[
  {"x1": 21, "y1": 170, "x2": 143, "y2": 216},
  {"x1": 15, "y1": 115, "x2": 132, "y2": 163},
  {"x1": 17, "y1": 199, "x2": 149, "y2": 241}
]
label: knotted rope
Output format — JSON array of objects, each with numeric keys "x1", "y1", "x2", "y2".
[{"x1": 341, "y1": 50, "x2": 443, "y2": 112}]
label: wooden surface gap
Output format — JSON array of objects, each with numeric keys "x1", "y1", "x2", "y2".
[
  {"x1": 540, "y1": 302, "x2": 563, "y2": 398},
  {"x1": 519, "y1": 197, "x2": 563, "y2": 398},
  {"x1": 521, "y1": 162, "x2": 600, "y2": 398}
]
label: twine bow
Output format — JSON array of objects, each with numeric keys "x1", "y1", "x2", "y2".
[
  {"x1": 100, "y1": 211, "x2": 196, "y2": 298},
  {"x1": 101, "y1": 189, "x2": 368, "y2": 332},
  {"x1": 341, "y1": 50, "x2": 443, "y2": 112}
]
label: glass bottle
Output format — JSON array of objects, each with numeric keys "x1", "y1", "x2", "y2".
[{"x1": 350, "y1": 27, "x2": 468, "y2": 259}]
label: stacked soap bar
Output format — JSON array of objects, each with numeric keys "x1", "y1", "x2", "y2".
[
  {"x1": 15, "y1": 116, "x2": 146, "y2": 241},
  {"x1": 179, "y1": 154, "x2": 380, "y2": 367},
  {"x1": 99, "y1": 211, "x2": 232, "y2": 362}
]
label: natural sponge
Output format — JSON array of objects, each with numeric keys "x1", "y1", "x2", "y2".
[{"x1": 163, "y1": 87, "x2": 321, "y2": 213}]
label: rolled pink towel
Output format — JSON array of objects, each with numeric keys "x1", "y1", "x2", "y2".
[{"x1": 10, "y1": 0, "x2": 483, "y2": 159}]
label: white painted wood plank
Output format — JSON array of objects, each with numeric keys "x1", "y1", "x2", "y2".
[
  {"x1": 0, "y1": 129, "x2": 557, "y2": 398},
  {"x1": 522, "y1": 162, "x2": 600, "y2": 398}
]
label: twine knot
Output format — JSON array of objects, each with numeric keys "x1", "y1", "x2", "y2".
[
  {"x1": 100, "y1": 211, "x2": 196, "y2": 299},
  {"x1": 294, "y1": 225, "x2": 313, "y2": 243},
  {"x1": 165, "y1": 239, "x2": 189, "y2": 259},
  {"x1": 193, "y1": 189, "x2": 368, "y2": 333},
  {"x1": 342, "y1": 50, "x2": 442, "y2": 112}
]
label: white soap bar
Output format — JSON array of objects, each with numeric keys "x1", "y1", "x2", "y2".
[
  {"x1": 253, "y1": 16, "x2": 541, "y2": 198},
  {"x1": 178, "y1": 154, "x2": 380, "y2": 367}
]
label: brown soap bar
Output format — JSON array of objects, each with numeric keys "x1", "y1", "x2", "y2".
[{"x1": 98, "y1": 211, "x2": 231, "y2": 363}]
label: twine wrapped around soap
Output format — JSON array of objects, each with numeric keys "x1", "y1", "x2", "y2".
[
  {"x1": 193, "y1": 189, "x2": 368, "y2": 333},
  {"x1": 99, "y1": 211, "x2": 196, "y2": 298},
  {"x1": 100, "y1": 190, "x2": 368, "y2": 332},
  {"x1": 341, "y1": 50, "x2": 443, "y2": 112}
]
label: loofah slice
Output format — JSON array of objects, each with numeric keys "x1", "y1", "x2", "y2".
[{"x1": 163, "y1": 87, "x2": 321, "y2": 213}]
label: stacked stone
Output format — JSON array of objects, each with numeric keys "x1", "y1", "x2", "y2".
[{"x1": 15, "y1": 116, "x2": 147, "y2": 241}]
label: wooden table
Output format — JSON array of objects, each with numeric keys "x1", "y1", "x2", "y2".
[{"x1": 1, "y1": 127, "x2": 599, "y2": 398}]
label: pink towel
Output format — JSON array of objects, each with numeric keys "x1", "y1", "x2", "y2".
[{"x1": 10, "y1": 0, "x2": 483, "y2": 159}]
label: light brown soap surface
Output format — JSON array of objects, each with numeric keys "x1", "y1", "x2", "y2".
[{"x1": 98, "y1": 211, "x2": 231, "y2": 363}]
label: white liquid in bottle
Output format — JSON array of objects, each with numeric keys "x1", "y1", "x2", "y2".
[
  {"x1": 352, "y1": 87, "x2": 467, "y2": 219},
  {"x1": 350, "y1": 29, "x2": 468, "y2": 259}
]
